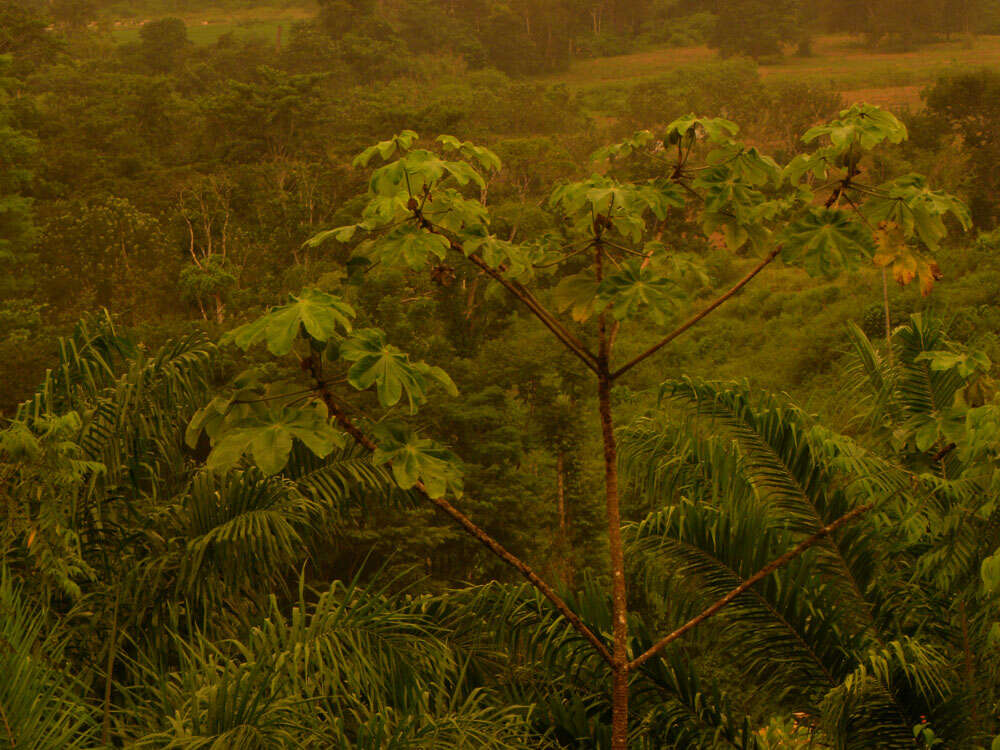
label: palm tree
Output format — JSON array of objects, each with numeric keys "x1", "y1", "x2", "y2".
[
  {"x1": 0, "y1": 575, "x2": 98, "y2": 749},
  {"x1": 1, "y1": 317, "x2": 551, "y2": 748},
  {"x1": 610, "y1": 315, "x2": 999, "y2": 747},
  {"x1": 3, "y1": 312, "x2": 997, "y2": 748}
]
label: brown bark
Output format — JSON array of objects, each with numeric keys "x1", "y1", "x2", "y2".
[
  {"x1": 556, "y1": 451, "x2": 567, "y2": 537},
  {"x1": 882, "y1": 267, "x2": 893, "y2": 367},
  {"x1": 600, "y1": 374, "x2": 630, "y2": 749},
  {"x1": 596, "y1": 242, "x2": 630, "y2": 750},
  {"x1": 960, "y1": 599, "x2": 979, "y2": 725},
  {"x1": 555, "y1": 451, "x2": 574, "y2": 588}
]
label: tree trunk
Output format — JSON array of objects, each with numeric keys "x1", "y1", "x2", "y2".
[
  {"x1": 881, "y1": 267, "x2": 893, "y2": 366},
  {"x1": 214, "y1": 293, "x2": 225, "y2": 324},
  {"x1": 556, "y1": 450, "x2": 573, "y2": 587},
  {"x1": 556, "y1": 451, "x2": 567, "y2": 538},
  {"x1": 596, "y1": 241, "x2": 629, "y2": 749},
  {"x1": 599, "y1": 374, "x2": 629, "y2": 749}
]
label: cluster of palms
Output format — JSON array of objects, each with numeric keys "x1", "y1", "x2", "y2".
[{"x1": 1, "y1": 309, "x2": 997, "y2": 748}]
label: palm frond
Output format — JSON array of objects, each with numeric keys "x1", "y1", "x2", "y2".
[
  {"x1": 819, "y1": 637, "x2": 952, "y2": 750},
  {"x1": 0, "y1": 573, "x2": 99, "y2": 749},
  {"x1": 629, "y1": 501, "x2": 849, "y2": 710}
]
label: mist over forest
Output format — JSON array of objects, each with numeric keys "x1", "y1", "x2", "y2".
[{"x1": 3, "y1": 0, "x2": 1000, "y2": 747}]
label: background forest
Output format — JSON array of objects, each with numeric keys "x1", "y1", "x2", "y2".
[{"x1": 3, "y1": 0, "x2": 1000, "y2": 747}]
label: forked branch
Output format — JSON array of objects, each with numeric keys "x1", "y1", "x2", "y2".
[
  {"x1": 611, "y1": 247, "x2": 781, "y2": 379},
  {"x1": 465, "y1": 252, "x2": 602, "y2": 374},
  {"x1": 309, "y1": 372, "x2": 614, "y2": 665},
  {"x1": 628, "y1": 501, "x2": 874, "y2": 671},
  {"x1": 418, "y1": 217, "x2": 601, "y2": 374}
]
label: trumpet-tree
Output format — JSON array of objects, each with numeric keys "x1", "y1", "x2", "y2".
[{"x1": 187, "y1": 106, "x2": 970, "y2": 747}]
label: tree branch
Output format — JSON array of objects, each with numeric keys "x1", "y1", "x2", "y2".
[
  {"x1": 309, "y1": 371, "x2": 614, "y2": 665},
  {"x1": 465, "y1": 252, "x2": 600, "y2": 372},
  {"x1": 611, "y1": 247, "x2": 781, "y2": 379},
  {"x1": 418, "y1": 218, "x2": 601, "y2": 373},
  {"x1": 627, "y1": 501, "x2": 873, "y2": 672}
]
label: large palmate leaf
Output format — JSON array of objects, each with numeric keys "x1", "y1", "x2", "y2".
[
  {"x1": 458, "y1": 225, "x2": 536, "y2": 276},
  {"x1": 596, "y1": 262, "x2": 681, "y2": 325},
  {"x1": 352, "y1": 129, "x2": 419, "y2": 168},
  {"x1": 549, "y1": 176, "x2": 681, "y2": 241},
  {"x1": 370, "y1": 149, "x2": 485, "y2": 196},
  {"x1": 225, "y1": 289, "x2": 355, "y2": 356},
  {"x1": 780, "y1": 207, "x2": 876, "y2": 276},
  {"x1": 590, "y1": 129, "x2": 655, "y2": 162},
  {"x1": 706, "y1": 142, "x2": 781, "y2": 187},
  {"x1": 664, "y1": 114, "x2": 740, "y2": 144},
  {"x1": 916, "y1": 347, "x2": 992, "y2": 380},
  {"x1": 372, "y1": 423, "x2": 463, "y2": 499},
  {"x1": 341, "y1": 328, "x2": 457, "y2": 413},
  {"x1": 802, "y1": 104, "x2": 907, "y2": 151},
  {"x1": 864, "y1": 174, "x2": 972, "y2": 251},
  {"x1": 784, "y1": 146, "x2": 841, "y2": 184},
  {"x1": 204, "y1": 400, "x2": 345, "y2": 476},
  {"x1": 872, "y1": 221, "x2": 942, "y2": 296},
  {"x1": 421, "y1": 188, "x2": 489, "y2": 233},
  {"x1": 436, "y1": 135, "x2": 502, "y2": 172},
  {"x1": 367, "y1": 224, "x2": 451, "y2": 270},
  {"x1": 631, "y1": 179, "x2": 686, "y2": 219},
  {"x1": 693, "y1": 165, "x2": 776, "y2": 250},
  {"x1": 303, "y1": 221, "x2": 371, "y2": 248},
  {"x1": 983, "y1": 550, "x2": 1000, "y2": 594},
  {"x1": 552, "y1": 273, "x2": 600, "y2": 323}
]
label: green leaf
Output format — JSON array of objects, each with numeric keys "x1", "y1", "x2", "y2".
[
  {"x1": 422, "y1": 188, "x2": 489, "y2": 233},
  {"x1": 367, "y1": 225, "x2": 451, "y2": 270},
  {"x1": 413, "y1": 362, "x2": 459, "y2": 397},
  {"x1": 340, "y1": 328, "x2": 456, "y2": 413},
  {"x1": 205, "y1": 400, "x2": 345, "y2": 476},
  {"x1": 780, "y1": 208, "x2": 876, "y2": 276},
  {"x1": 982, "y1": 549, "x2": 1000, "y2": 594},
  {"x1": 596, "y1": 261, "x2": 681, "y2": 325},
  {"x1": 353, "y1": 130, "x2": 419, "y2": 167},
  {"x1": 370, "y1": 150, "x2": 486, "y2": 196},
  {"x1": 802, "y1": 104, "x2": 907, "y2": 151},
  {"x1": 633, "y1": 180, "x2": 686, "y2": 219},
  {"x1": 586, "y1": 185, "x2": 631, "y2": 215},
  {"x1": 303, "y1": 223, "x2": 362, "y2": 248},
  {"x1": 224, "y1": 289, "x2": 355, "y2": 356},
  {"x1": 185, "y1": 369, "x2": 269, "y2": 448},
  {"x1": 372, "y1": 422, "x2": 463, "y2": 499},
  {"x1": 914, "y1": 415, "x2": 941, "y2": 453},
  {"x1": 550, "y1": 175, "x2": 683, "y2": 241},
  {"x1": 664, "y1": 115, "x2": 739, "y2": 144},
  {"x1": 915, "y1": 348, "x2": 991, "y2": 380},
  {"x1": 694, "y1": 166, "x2": 775, "y2": 250},
  {"x1": 553, "y1": 273, "x2": 600, "y2": 323},
  {"x1": 458, "y1": 225, "x2": 533, "y2": 274},
  {"x1": 864, "y1": 174, "x2": 971, "y2": 251},
  {"x1": 707, "y1": 143, "x2": 781, "y2": 187},
  {"x1": 591, "y1": 130, "x2": 655, "y2": 162},
  {"x1": 783, "y1": 147, "x2": 840, "y2": 184},
  {"x1": 436, "y1": 135, "x2": 501, "y2": 172}
]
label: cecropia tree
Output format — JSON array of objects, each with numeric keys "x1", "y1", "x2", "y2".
[{"x1": 187, "y1": 105, "x2": 970, "y2": 747}]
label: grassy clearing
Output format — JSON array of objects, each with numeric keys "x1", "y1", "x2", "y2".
[
  {"x1": 109, "y1": 5, "x2": 313, "y2": 45},
  {"x1": 546, "y1": 34, "x2": 1000, "y2": 110}
]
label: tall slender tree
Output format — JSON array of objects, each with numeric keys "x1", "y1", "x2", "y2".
[{"x1": 188, "y1": 106, "x2": 969, "y2": 746}]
